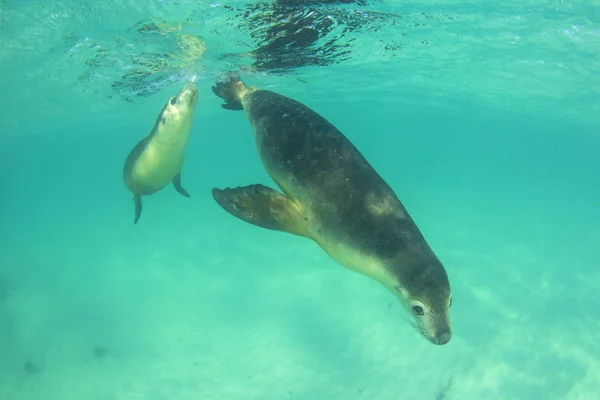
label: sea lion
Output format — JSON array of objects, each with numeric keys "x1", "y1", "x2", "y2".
[
  {"x1": 210, "y1": 74, "x2": 452, "y2": 345},
  {"x1": 123, "y1": 82, "x2": 199, "y2": 224}
]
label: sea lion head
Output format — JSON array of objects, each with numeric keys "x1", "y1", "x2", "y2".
[
  {"x1": 154, "y1": 81, "x2": 199, "y2": 139},
  {"x1": 388, "y1": 257, "x2": 452, "y2": 345}
]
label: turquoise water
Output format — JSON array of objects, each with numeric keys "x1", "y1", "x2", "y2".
[{"x1": 1, "y1": 1, "x2": 599, "y2": 399}]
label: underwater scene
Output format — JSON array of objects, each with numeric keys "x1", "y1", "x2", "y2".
[{"x1": 1, "y1": 0, "x2": 599, "y2": 399}]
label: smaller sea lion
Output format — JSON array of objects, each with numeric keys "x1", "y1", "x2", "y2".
[{"x1": 123, "y1": 82, "x2": 199, "y2": 224}]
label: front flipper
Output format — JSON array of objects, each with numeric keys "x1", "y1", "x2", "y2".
[
  {"x1": 173, "y1": 172, "x2": 190, "y2": 198},
  {"x1": 133, "y1": 195, "x2": 143, "y2": 225},
  {"x1": 212, "y1": 184, "x2": 309, "y2": 238}
]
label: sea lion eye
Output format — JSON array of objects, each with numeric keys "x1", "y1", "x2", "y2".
[
  {"x1": 412, "y1": 305, "x2": 424, "y2": 316},
  {"x1": 449, "y1": 297, "x2": 453, "y2": 308},
  {"x1": 170, "y1": 97, "x2": 177, "y2": 105}
]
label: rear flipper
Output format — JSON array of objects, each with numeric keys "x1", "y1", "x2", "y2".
[
  {"x1": 173, "y1": 172, "x2": 190, "y2": 198},
  {"x1": 211, "y1": 73, "x2": 246, "y2": 110},
  {"x1": 212, "y1": 184, "x2": 309, "y2": 238},
  {"x1": 133, "y1": 195, "x2": 142, "y2": 225}
]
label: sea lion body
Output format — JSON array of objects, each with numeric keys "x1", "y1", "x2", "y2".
[
  {"x1": 211, "y1": 75, "x2": 452, "y2": 345},
  {"x1": 123, "y1": 82, "x2": 199, "y2": 224}
]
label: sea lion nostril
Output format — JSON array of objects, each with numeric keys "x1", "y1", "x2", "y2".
[{"x1": 435, "y1": 329, "x2": 451, "y2": 345}]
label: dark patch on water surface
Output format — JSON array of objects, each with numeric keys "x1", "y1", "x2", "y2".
[
  {"x1": 220, "y1": 0, "x2": 399, "y2": 73},
  {"x1": 92, "y1": 345, "x2": 108, "y2": 359},
  {"x1": 71, "y1": 1, "x2": 460, "y2": 100},
  {"x1": 23, "y1": 361, "x2": 42, "y2": 375}
]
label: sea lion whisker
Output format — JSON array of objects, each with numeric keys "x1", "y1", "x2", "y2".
[
  {"x1": 400, "y1": 314, "x2": 428, "y2": 342},
  {"x1": 409, "y1": 321, "x2": 429, "y2": 342}
]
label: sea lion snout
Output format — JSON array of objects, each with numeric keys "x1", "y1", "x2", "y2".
[
  {"x1": 179, "y1": 83, "x2": 199, "y2": 106},
  {"x1": 432, "y1": 327, "x2": 452, "y2": 345}
]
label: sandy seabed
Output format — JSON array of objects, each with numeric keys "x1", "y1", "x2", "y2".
[{"x1": 0, "y1": 208, "x2": 598, "y2": 400}]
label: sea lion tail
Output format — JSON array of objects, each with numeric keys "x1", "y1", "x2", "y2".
[{"x1": 211, "y1": 72, "x2": 246, "y2": 111}]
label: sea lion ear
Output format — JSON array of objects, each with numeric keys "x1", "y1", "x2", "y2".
[{"x1": 394, "y1": 285, "x2": 403, "y2": 293}]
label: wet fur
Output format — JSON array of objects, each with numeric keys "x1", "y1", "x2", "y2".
[
  {"x1": 123, "y1": 83, "x2": 198, "y2": 224},
  {"x1": 211, "y1": 74, "x2": 452, "y2": 344}
]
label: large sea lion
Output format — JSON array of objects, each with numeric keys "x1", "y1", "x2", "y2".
[
  {"x1": 123, "y1": 82, "x2": 199, "y2": 224},
  {"x1": 210, "y1": 74, "x2": 452, "y2": 345}
]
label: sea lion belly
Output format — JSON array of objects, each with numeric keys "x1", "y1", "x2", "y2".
[{"x1": 130, "y1": 137, "x2": 188, "y2": 195}]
